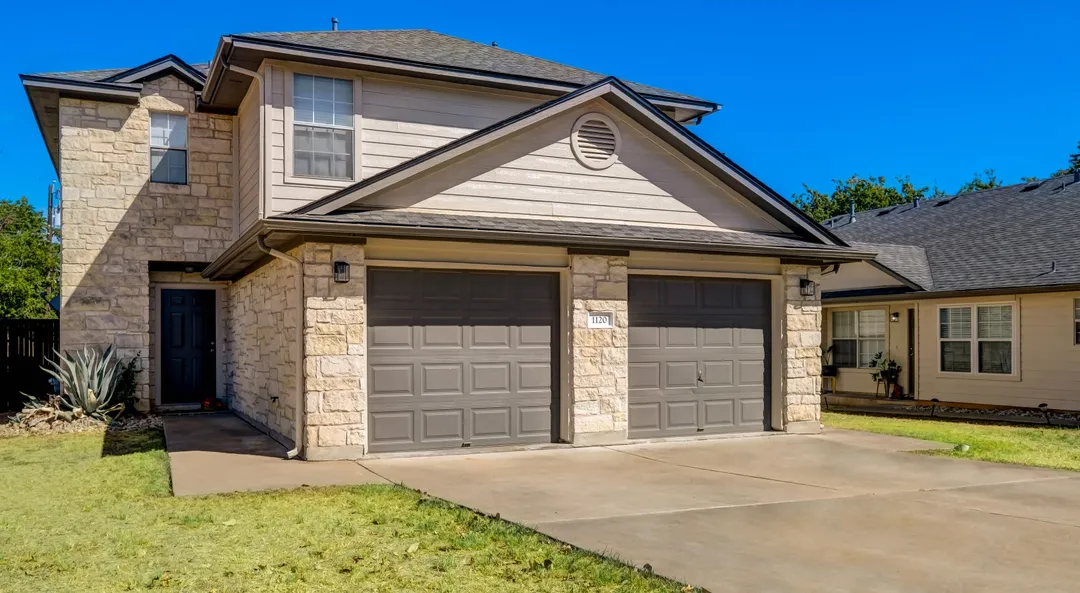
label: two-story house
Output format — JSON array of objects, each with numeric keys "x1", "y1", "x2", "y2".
[{"x1": 21, "y1": 29, "x2": 868, "y2": 459}]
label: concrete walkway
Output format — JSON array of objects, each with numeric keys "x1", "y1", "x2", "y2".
[{"x1": 163, "y1": 414, "x2": 386, "y2": 496}]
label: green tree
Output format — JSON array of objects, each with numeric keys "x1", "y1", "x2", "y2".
[
  {"x1": 1048, "y1": 141, "x2": 1080, "y2": 177},
  {"x1": 793, "y1": 175, "x2": 930, "y2": 222},
  {"x1": 0, "y1": 198, "x2": 60, "y2": 319},
  {"x1": 956, "y1": 169, "x2": 1002, "y2": 194}
]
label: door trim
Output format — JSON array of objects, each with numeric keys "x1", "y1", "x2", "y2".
[{"x1": 152, "y1": 284, "x2": 226, "y2": 408}]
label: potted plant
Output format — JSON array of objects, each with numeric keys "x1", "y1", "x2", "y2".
[
  {"x1": 869, "y1": 352, "x2": 902, "y2": 399},
  {"x1": 822, "y1": 345, "x2": 838, "y2": 378}
]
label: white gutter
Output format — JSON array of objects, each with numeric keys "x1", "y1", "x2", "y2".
[{"x1": 255, "y1": 235, "x2": 305, "y2": 459}]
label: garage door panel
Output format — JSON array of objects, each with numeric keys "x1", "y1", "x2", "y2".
[
  {"x1": 471, "y1": 362, "x2": 512, "y2": 394},
  {"x1": 420, "y1": 325, "x2": 464, "y2": 349},
  {"x1": 518, "y1": 406, "x2": 553, "y2": 437},
  {"x1": 702, "y1": 360, "x2": 733, "y2": 386},
  {"x1": 664, "y1": 361, "x2": 699, "y2": 389},
  {"x1": 368, "y1": 268, "x2": 556, "y2": 453},
  {"x1": 518, "y1": 362, "x2": 552, "y2": 392},
  {"x1": 370, "y1": 410, "x2": 415, "y2": 446},
  {"x1": 471, "y1": 408, "x2": 511, "y2": 439},
  {"x1": 628, "y1": 402, "x2": 661, "y2": 432},
  {"x1": 369, "y1": 364, "x2": 414, "y2": 398},
  {"x1": 703, "y1": 399, "x2": 735, "y2": 428},
  {"x1": 471, "y1": 325, "x2": 511, "y2": 348},
  {"x1": 666, "y1": 401, "x2": 699, "y2": 430},
  {"x1": 421, "y1": 409, "x2": 465, "y2": 443},
  {"x1": 420, "y1": 363, "x2": 464, "y2": 396},
  {"x1": 629, "y1": 276, "x2": 770, "y2": 439}
]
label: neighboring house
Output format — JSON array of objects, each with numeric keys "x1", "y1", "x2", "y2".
[
  {"x1": 21, "y1": 29, "x2": 867, "y2": 459},
  {"x1": 819, "y1": 175, "x2": 1080, "y2": 410}
]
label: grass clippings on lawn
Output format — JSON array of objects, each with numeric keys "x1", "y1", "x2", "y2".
[
  {"x1": 0, "y1": 429, "x2": 695, "y2": 593},
  {"x1": 824, "y1": 411, "x2": 1080, "y2": 471}
]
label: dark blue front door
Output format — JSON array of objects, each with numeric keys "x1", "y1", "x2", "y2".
[{"x1": 161, "y1": 289, "x2": 216, "y2": 404}]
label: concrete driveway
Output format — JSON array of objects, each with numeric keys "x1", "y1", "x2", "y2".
[{"x1": 363, "y1": 431, "x2": 1080, "y2": 593}]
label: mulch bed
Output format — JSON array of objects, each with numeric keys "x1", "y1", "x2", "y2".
[{"x1": 0, "y1": 413, "x2": 162, "y2": 439}]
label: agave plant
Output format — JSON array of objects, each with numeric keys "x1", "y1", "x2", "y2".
[{"x1": 42, "y1": 345, "x2": 125, "y2": 420}]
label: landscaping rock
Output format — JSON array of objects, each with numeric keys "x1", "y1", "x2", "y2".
[{"x1": 0, "y1": 413, "x2": 162, "y2": 438}]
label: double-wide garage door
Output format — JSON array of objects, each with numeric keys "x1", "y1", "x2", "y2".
[
  {"x1": 367, "y1": 269, "x2": 558, "y2": 453},
  {"x1": 628, "y1": 276, "x2": 771, "y2": 438}
]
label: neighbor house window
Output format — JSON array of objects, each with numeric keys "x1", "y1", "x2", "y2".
[
  {"x1": 1074, "y1": 298, "x2": 1080, "y2": 345},
  {"x1": 939, "y1": 304, "x2": 1013, "y2": 374},
  {"x1": 293, "y1": 73, "x2": 354, "y2": 180},
  {"x1": 832, "y1": 309, "x2": 886, "y2": 368},
  {"x1": 150, "y1": 113, "x2": 187, "y2": 184}
]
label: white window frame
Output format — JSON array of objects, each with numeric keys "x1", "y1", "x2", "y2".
[
  {"x1": 283, "y1": 64, "x2": 363, "y2": 188},
  {"x1": 149, "y1": 111, "x2": 188, "y2": 185},
  {"x1": 936, "y1": 302, "x2": 1019, "y2": 377},
  {"x1": 1073, "y1": 297, "x2": 1080, "y2": 346},
  {"x1": 831, "y1": 308, "x2": 888, "y2": 369}
]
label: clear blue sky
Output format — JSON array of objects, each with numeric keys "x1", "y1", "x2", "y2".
[{"x1": 1, "y1": 0, "x2": 1078, "y2": 212}]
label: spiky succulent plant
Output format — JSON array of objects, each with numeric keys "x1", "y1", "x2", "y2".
[{"x1": 42, "y1": 345, "x2": 125, "y2": 420}]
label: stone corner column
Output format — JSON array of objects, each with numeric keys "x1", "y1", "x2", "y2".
[
  {"x1": 781, "y1": 265, "x2": 823, "y2": 434},
  {"x1": 568, "y1": 254, "x2": 629, "y2": 446},
  {"x1": 299, "y1": 242, "x2": 368, "y2": 461}
]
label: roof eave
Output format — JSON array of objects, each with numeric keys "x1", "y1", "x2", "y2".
[
  {"x1": 204, "y1": 217, "x2": 873, "y2": 281},
  {"x1": 102, "y1": 54, "x2": 206, "y2": 88},
  {"x1": 823, "y1": 282, "x2": 1080, "y2": 304},
  {"x1": 202, "y1": 35, "x2": 719, "y2": 115},
  {"x1": 19, "y1": 75, "x2": 142, "y2": 101}
]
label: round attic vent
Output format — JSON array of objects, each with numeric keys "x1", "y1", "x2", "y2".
[{"x1": 571, "y1": 113, "x2": 621, "y2": 170}]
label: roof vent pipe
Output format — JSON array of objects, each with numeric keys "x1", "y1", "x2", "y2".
[
  {"x1": 331, "y1": 17, "x2": 338, "y2": 31},
  {"x1": 849, "y1": 199, "x2": 856, "y2": 223}
]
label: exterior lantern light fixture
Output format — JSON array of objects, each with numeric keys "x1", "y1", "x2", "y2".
[
  {"x1": 799, "y1": 278, "x2": 816, "y2": 297},
  {"x1": 333, "y1": 261, "x2": 350, "y2": 283}
]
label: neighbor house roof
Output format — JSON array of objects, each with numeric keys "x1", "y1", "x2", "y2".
[
  {"x1": 823, "y1": 174, "x2": 1080, "y2": 298},
  {"x1": 233, "y1": 30, "x2": 709, "y2": 104}
]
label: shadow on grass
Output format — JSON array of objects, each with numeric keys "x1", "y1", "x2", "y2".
[{"x1": 101, "y1": 427, "x2": 165, "y2": 457}]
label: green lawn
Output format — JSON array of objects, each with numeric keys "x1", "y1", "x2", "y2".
[
  {"x1": 0, "y1": 430, "x2": 693, "y2": 593},
  {"x1": 823, "y1": 411, "x2": 1080, "y2": 471}
]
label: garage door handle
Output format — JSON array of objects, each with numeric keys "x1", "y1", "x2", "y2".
[{"x1": 697, "y1": 370, "x2": 704, "y2": 383}]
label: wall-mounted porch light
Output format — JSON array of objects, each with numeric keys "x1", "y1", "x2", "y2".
[
  {"x1": 799, "y1": 278, "x2": 816, "y2": 297},
  {"x1": 891, "y1": 312, "x2": 901, "y2": 322},
  {"x1": 333, "y1": 261, "x2": 350, "y2": 283}
]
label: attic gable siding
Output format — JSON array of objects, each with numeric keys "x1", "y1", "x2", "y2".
[
  {"x1": 268, "y1": 69, "x2": 546, "y2": 215},
  {"x1": 360, "y1": 101, "x2": 790, "y2": 233}
]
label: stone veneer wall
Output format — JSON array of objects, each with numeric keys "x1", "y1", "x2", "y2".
[
  {"x1": 58, "y1": 75, "x2": 234, "y2": 410},
  {"x1": 226, "y1": 254, "x2": 298, "y2": 444},
  {"x1": 301, "y1": 243, "x2": 367, "y2": 460},
  {"x1": 781, "y1": 265, "x2": 823, "y2": 432},
  {"x1": 568, "y1": 254, "x2": 629, "y2": 445}
]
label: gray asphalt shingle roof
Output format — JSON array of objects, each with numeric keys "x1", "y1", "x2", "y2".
[
  {"x1": 27, "y1": 63, "x2": 209, "y2": 83},
  {"x1": 847, "y1": 242, "x2": 934, "y2": 290},
  {"x1": 826, "y1": 175, "x2": 1080, "y2": 292},
  {"x1": 276, "y1": 209, "x2": 843, "y2": 253},
  {"x1": 234, "y1": 30, "x2": 709, "y2": 104}
]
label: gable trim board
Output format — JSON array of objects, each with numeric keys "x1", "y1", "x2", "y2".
[
  {"x1": 104, "y1": 54, "x2": 207, "y2": 88},
  {"x1": 286, "y1": 77, "x2": 844, "y2": 247},
  {"x1": 203, "y1": 36, "x2": 719, "y2": 116}
]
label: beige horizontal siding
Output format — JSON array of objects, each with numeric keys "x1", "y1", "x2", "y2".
[
  {"x1": 236, "y1": 85, "x2": 260, "y2": 233},
  {"x1": 364, "y1": 101, "x2": 788, "y2": 233},
  {"x1": 917, "y1": 292, "x2": 1080, "y2": 410}
]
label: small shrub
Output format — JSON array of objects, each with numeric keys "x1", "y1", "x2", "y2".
[{"x1": 113, "y1": 358, "x2": 140, "y2": 415}]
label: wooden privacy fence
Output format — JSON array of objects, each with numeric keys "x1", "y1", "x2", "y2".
[{"x1": 1, "y1": 320, "x2": 59, "y2": 411}]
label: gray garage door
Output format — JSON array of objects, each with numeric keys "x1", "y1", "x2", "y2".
[
  {"x1": 367, "y1": 268, "x2": 558, "y2": 453},
  {"x1": 628, "y1": 276, "x2": 770, "y2": 439}
]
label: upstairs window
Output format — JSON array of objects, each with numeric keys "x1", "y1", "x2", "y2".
[
  {"x1": 832, "y1": 309, "x2": 886, "y2": 368},
  {"x1": 1074, "y1": 298, "x2": 1079, "y2": 345},
  {"x1": 150, "y1": 113, "x2": 187, "y2": 184},
  {"x1": 293, "y1": 73, "x2": 354, "y2": 180},
  {"x1": 939, "y1": 304, "x2": 1014, "y2": 374}
]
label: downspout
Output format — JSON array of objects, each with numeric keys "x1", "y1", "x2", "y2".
[
  {"x1": 226, "y1": 64, "x2": 266, "y2": 220},
  {"x1": 256, "y1": 235, "x2": 305, "y2": 459}
]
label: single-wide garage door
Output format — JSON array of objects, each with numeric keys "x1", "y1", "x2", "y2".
[
  {"x1": 628, "y1": 276, "x2": 770, "y2": 439},
  {"x1": 367, "y1": 268, "x2": 557, "y2": 453}
]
